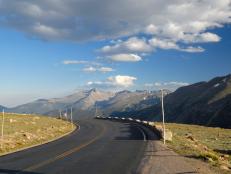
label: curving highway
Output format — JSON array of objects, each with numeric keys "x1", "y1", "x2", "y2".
[{"x1": 0, "y1": 119, "x2": 151, "y2": 174}]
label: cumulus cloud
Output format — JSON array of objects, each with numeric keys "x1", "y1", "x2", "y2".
[
  {"x1": 149, "y1": 38, "x2": 179, "y2": 50},
  {"x1": 63, "y1": 60, "x2": 89, "y2": 65},
  {"x1": 83, "y1": 66, "x2": 114, "y2": 73},
  {"x1": 144, "y1": 81, "x2": 189, "y2": 91},
  {"x1": 108, "y1": 54, "x2": 142, "y2": 62},
  {"x1": 180, "y1": 32, "x2": 221, "y2": 43},
  {"x1": 100, "y1": 37, "x2": 152, "y2": 54},
  {"x1": 107, "y1": 75, "x2": 137, "y2": 87},
  {"x1": 0, "y1": 0, "x2": 230, "y2": 43},
  {"x1": 100, "y1": 36, "x2": 207, "y2": 54},
  {"x1": 83, "y1": 66, "x2": 97, "y2": 72},
  {"x1": 62, "y1": 60, "x2": 102, "y2": 66},
  {"x1": 98, "y1": 67, "x2": 115, "y2": 73},
  {"x1": 148, "y1": 38, "x2": 206, "y2": 52},
  {"x1": 87, "y1": 75, "x2": 137, "y2": 89},
  {"x1": 179, "y1": 46, "x2": 205, "y2": 53},
  {"x1": 63, "y1": 60, "x2": 114, "y2": 73}
]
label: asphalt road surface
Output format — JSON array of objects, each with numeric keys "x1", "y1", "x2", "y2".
[{"x1": 0, "y1": 119, "x2": 150, "y2": 174}]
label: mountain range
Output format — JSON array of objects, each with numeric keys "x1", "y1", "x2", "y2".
[
  {"x1": 2, "y1": 74, "x2": 231, "y2": 128},
  {"x1": 119, "y1": 74, "x2": 231, "y2": 128},
  {"x1": 0, "y1": 105, "x2": 6, "y2": 111},
  {"x1": 4, "y1": 89, "x2": 163, "y2": 119}
]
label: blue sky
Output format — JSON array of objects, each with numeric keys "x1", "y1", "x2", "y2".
[{"x1": 0, "y1": 0, "x2": 231, "y2": 107}]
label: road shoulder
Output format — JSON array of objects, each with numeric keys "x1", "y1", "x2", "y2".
[{"x1": 136, "y1": 126, "x2": 198, "y2": 174}]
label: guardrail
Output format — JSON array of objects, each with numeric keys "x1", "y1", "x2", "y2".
[{"x1": 95, "y1": 116, "x2": 165, "y2": 140}]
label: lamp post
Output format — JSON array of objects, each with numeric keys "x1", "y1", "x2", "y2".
[{"x1": 161, "y1": 89, "x2": 166, "y2": 144}]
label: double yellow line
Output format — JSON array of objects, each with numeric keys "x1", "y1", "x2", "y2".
[{"x1": 20, "y1": 124, "x2": 106, "y2": 173}]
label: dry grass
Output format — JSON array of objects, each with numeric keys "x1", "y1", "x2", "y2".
[
  {"x1": 0, "y1": 113, "x2": 75, "y2": 155},
  {"x1": 155, "y1": 122, "x2": 231, "y2": 173}
]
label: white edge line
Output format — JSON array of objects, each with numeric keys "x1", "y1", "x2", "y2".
[{"x1": 136, "y1": 126, "x2": 147, "y2": 142}]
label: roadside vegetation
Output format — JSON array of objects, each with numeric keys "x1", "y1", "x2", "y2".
[
  {"x1": 155, "y1": 122, "x2": 231, "y2": 174},
  {"x1": 0, "y1": 113, "x2": 75, "y2": 156}
]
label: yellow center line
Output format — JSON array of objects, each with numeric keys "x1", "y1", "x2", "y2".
[{"x1": 19, "y1": 124, "x2": 106, "y2": 173}]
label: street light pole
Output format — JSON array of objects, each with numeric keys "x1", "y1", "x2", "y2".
[{"x1": 161, "y1": 89, "x2": 166, "y2": 144}]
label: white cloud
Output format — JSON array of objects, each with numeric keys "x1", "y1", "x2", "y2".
[
  {"x1": 148, "y1": 38, "x2": 205, "y2": 53},
  {"x1": 63, "y1": 60, "x2": 114, "y2": 73},
  {"x1": 63, "y1": 60, "x2": 89, "y2": 65},
  {"x1": 180, "y1": 46, "x2": 205, "y2": 53},
  {"x1": 98, "y1": 67, "x2": 115, "y2": 73},
  {"x1": 87, "y1": 75, "x2": 137, "y2": 89},
  {"x1": 32, "y1": 23, "x2": 63, "y2": 39},
  {"x1": 0, "y1": 0, "x2": 230, "y2": 43},
  {"x1": 107, "y1": 75, "x2": 137, "y2": 87},
  {"x1": 100, "y1": 32, "x2": 217, "y2": 55},
  {"x1": 100, "y1": 37, "x2": 152, "y2": 54},
  {"x1": 144, "y1": 81, "x2": 189, "y2": 91},
  {"x1": 83, "y1": 66, "x2": 115, "y2": 73},
  {"x1": 83, "y1": 66, "x2": 97, "y2": 72},
  {"x1": 100, "y1": 36, "x2": 207, "y2": 54},
  {"x1": 197, "y1": 32, "x2": 221, "y2": 42},
  {"x1": 149, "y1": 38, "x2": 179, "y2": 50},
  {"x1": 108, "y1": 54, "x2": 142, "y2": 62},
  {"x1": 181, "y1": 32, "x2": 221, "y2": 43},
  {"x1": 62, "y1": 60, "x2": 102, "y2": 66},
  {"x1": 145, "y1": 24, "x2": 159, "y2": 34}
]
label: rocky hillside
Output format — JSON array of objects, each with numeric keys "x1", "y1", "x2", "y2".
[
  {"x1": 98, "y1": 90, "x2": 170, "y2": 117},
  {"x1": 125, "y1": 74, "x2": 231, "y2": 128}
]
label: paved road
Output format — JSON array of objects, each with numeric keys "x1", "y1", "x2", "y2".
[{"x1": 0, "y1": 119, "x2": 149, "y2": 174}]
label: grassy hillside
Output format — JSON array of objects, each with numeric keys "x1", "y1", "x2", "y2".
[
  {"x1": 0, "y1": 113, "x2": 75, "y2": 156},
  {"x1": 155, "y1": 122, "x2": 231, "y2": 173}
]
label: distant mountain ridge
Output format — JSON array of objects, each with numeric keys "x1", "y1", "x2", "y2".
[
  {"x1": 3, "y1": 74, "x2": 230, "y2": 128},
  {"x1": 97, "y1": 89, "x2": 170, "y2": 116},
  {"x1": 8, "y1": 89, "x2": 114, "y2": 118},
  {"x1": 0, "y1": 105, "x2": 7, "y2": 111},
  {"x1": 121, "y1": 74, "x2": 231, "y2": 128},
  {"x1": 6, "y1": 89, "x2": 164, "y2": 119}
]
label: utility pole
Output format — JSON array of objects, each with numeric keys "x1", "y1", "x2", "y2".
[
  {"x1": 64, "y1": 109, "x2": 68, "y2": 120},
  {"x1": 161, "y1": 89, "x2": 166, "y2": 145},
  {"x1": 95, "y1": 104, "x2": 98, "y2": 117},
  {"x1": 59, "y1": 110, "x2": 62, "y2": 119},
  {"x1": 70, "y1": 107, "x2": 73, "y2": 129},
  {"x1": 1, "y1": 109, "x2": 5, "y2": 149}
]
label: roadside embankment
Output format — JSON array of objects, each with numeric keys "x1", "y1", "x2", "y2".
[
  {"x1": 154, "y1": 122, "x2": 231, "y2": 174},
  {"x1": 0, "y1": 113, "x2": 76, "y2": 156}
]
